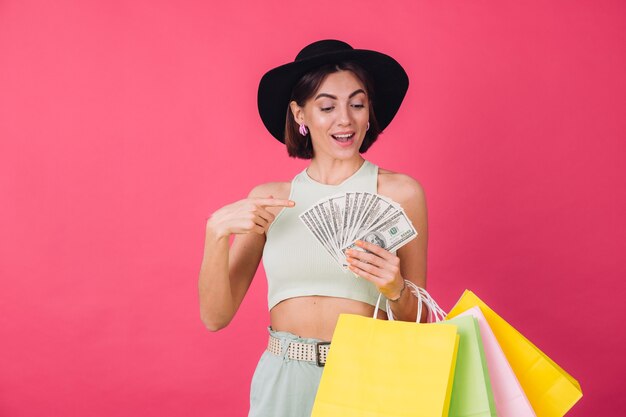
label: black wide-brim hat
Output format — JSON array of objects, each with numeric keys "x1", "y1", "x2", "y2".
[{"x1": 258, "y1": 39, "x2": 409, "y2": 143}]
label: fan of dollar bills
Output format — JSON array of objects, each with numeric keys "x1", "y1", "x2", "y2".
[{"x1": 299, "y1": 192, "x2": 418, "y2": 270}]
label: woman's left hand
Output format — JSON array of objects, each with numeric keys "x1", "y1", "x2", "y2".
[{"x1": 345, "y1": 240, "x2": 405, "y2": 300}]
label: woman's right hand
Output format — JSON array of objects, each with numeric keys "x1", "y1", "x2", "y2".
[{"x1": 206, "y1": 196, "x2": 295, "y2": 239}]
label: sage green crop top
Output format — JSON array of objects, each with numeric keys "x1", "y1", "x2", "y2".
[{"x1": 262, "y1": 159, "x2": 389, "y2": 311}]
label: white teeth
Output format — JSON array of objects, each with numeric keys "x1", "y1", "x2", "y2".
[{"x1": 333, "y1": 133, "x2": 354, "y2": 139}]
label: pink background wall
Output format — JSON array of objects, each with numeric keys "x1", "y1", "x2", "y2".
[{"x1": 1, "y1": 0, "x2": 624, "y2": 415}]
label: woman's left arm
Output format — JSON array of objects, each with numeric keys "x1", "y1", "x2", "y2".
[{"x1": 345, "y1": 174, "x2": 428, "y2": 322}]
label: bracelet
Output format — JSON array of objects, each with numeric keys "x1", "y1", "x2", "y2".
[{"x1": 388, "y1": 280, "x2": 407, "y2": 302}]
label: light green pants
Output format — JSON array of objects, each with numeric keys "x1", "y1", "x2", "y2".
[{"x1": 248, "y1": 327, "x2": 325, "y2": 417}]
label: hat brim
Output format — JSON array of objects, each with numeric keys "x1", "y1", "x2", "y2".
[{"x1": 257, "y1": 49, "x2": 409, "y2": 143}]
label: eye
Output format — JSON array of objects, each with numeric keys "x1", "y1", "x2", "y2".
[
  {"x1": 320, "y1": 106, "x2": 334, "y2": 112},
  {"x1": 351, "y1": 103, "x2": 366, "y2": 109}
]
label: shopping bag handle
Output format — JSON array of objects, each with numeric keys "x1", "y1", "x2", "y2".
[{"x1": 374, "y1": 281, "x2": 447, "y2": 323}]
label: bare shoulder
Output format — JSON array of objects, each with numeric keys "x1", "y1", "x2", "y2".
[
  {"x1": 377, "y1": 167, "x2": 426, "y2": 208},
  {"x1": 248, "y1": 181, "x2": 292, "y2": 216},
  {"x1": 248, "y1": 181, "x2": 291, "y2": 199},
  {"x1": 378, "y1": 167, "x2": 429, "y2": 277}
]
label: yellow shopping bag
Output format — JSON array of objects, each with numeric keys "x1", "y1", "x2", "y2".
[
  {"x1": 447, "y1": 290, "x2": 583, "y2": 417},
  {"x1": 311, "y1": 313, "x2": 459, "y2": 417}
]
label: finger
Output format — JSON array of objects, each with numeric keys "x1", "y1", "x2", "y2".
[
  {"x1": 348, "y1": 264, "x2": 384, "y2": 286},
  {"x1": 256, "y1": 206, "x2": 275, "y2": 223},
  {"x1": 255, "y1": 198, "x2": 296, "y2": 208},
  {"x1": 252, "y1": 213, "x2": 270, "y2": 229},
  {"x1": 354, "y1": 240, "x2": 395, "y2": 261},
  {"x1": 238, "y1": 213, "x2": 267, "y2": 230},
  {"x1": 347, "y1": 257, "x2": 385, "y2": 278},
  {"x1": 233, "y1": 220, "x2": 265, "y2": 235},
  {"x1": 348, "y1": 255, "x2": 399, "y2": 282},
  {"x1": 345, "y1": 249, "x2": 386, "y2": 268}
]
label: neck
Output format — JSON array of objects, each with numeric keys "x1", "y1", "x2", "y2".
[{"x1": 306, "y1": 156, "x2": 366, "y2": 185}]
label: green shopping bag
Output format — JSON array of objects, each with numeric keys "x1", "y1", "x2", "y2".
[{"x1": 445, "y1": 315, "x2": 497, "y2": 417}]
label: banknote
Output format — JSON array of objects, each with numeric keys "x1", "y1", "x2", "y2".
[
  {"x1": 341, "y1": 209, "x2": 417, "y2": 266},
  {"x1": 299, "y1": 191, "x2": 418, "y2": 270}
]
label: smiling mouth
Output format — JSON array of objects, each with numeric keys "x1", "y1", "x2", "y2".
[{"x1": 331, "y1": 133, "x2": 355, "y2": 142}]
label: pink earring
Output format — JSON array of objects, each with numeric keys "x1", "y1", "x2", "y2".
[
  {"x1": 299, "y1": 123, "x2": 308, "y2": 136},
  {"x1": 366, "y1": 122, "x2": 370, "y2": 131}
]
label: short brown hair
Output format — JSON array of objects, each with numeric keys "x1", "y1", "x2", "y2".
[{"x1": 284, "y1": 62, "x2": 381, "y2": 159}]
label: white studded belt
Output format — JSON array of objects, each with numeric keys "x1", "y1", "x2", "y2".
[{"x1": 267, "y1": 334, "x2": 331, "y2": 367}]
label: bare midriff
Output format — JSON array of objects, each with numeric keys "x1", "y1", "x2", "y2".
[{"x1": 270, "y1": 296, "x2": 388, "y2": 341}]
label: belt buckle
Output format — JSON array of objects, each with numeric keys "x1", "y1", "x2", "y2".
[{"x1": 315, "y1": 341, "x2": 331, "y2": 367}]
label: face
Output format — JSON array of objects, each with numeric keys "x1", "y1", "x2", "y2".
[{"x1": 290, "y1": 70, "x2": 370, "y2": 159}]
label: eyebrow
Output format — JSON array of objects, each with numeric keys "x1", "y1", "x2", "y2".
[{"x1": 314, "y1": 89, "x2": 366, "y2": 101}]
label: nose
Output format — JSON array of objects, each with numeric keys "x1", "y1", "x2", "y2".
[{"x1": 337, "y1": 104, "x2": 351, "y2": 126}]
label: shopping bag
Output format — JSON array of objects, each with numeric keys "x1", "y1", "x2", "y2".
[
  {"x1": 456, "y1": 306, "x2": 536, "y2": 417},
  {"x1": 383, "y1": 283, "x2": 496, "y2": 417},
  {"x1": 445, "y1": 315, "x2": 497, "y2": 417},
  {"x1": 447, "y1": 290, "x2": 583, "y2": 417},
  {"x1": 311, "y1": 313, "x2": 459, "y2": 417}
]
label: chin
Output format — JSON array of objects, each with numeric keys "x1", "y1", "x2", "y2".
[{"x1": 332, "y1": 148, "x2": 362, "y2": 160}]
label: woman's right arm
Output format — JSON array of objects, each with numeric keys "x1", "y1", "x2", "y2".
[{"x1": 198, "y1": 185, "x2": 294, "y2": 331}]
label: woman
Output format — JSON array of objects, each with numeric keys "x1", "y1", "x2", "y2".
[{"x1": 198, "y1": 39, "x2": 428, "y2": 417}]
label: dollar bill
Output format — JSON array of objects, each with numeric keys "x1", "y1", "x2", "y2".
[
  {"x1": 299, "y1": 191, "x2": 418, "y2": 271},
  {"x1": 342, "y1": 209, "x2": 417, "y2": 262},
  {"x1": 300, "y1": 210, "x2": 339, "y2": 264}
]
